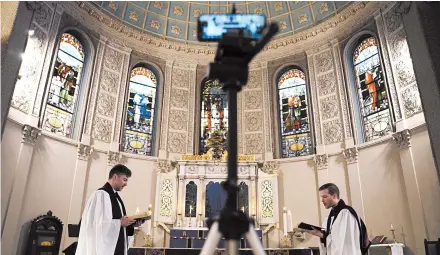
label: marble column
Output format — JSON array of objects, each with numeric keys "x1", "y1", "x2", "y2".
[
  {"x1": 1, "y1": 2, "x2": 34, "y2": 136},
  {"x1": 393, "y1": 129, "x2": 427, "y2": 254},
  {"x1": 1, "y1": 124, "x2": 41, "y2": 254},
  {"x1": 198, "y1": 176, "x2": 204, "y2": 227},
  {"x1": 342, "y1": 147, "x2": 366, "y2": 219},
  {"x1": 313, "y1": 154, "x2": 328, "y2": 225},
  {"x1": 250, "y1": 176, "x2": 257, "y2": 217},
  {"x1": 61, "y1": 143, "x2": 93, "y2": 250},
  {"x1": 177, "y1": 175, "x2": 185, "y2": 226}
]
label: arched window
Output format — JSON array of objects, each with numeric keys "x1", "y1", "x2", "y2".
[
  {"x1": 42, "y1": 33, "x2": 85, "y2": 138},
  {"x1": 122, "y1": 66, "x2": 158, "y2": 156},
  {"x1": 352, "y1": 36, "x2": 392, "y2": 142},
  {"x1": 185, "y1": 181, "x2": 197, "y2": 217},
  {"x1": 277, "y1": 68, "x2": 313, "y2": 158},
  {"x1": 200, "y1": 79, "x2": 228, "y2": 157}
]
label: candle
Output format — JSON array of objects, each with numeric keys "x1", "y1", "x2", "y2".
[
  {"x1": 146, "y1": 220, "x2": 151, "y2": 235},
  {"x1": 135, "y1": 207, "x2": 140, "y2": 215},
  {"x1": 283, "y1": 207, "x2": 287, "y2": 236},
  {"x1": 287, "y1": 210, "x2": 293, "y2": 232},
  {"x1": 390, "y1": 223, "x2": 394, "y2": 230},
  {"x1": 190, "y1": 205, "x2": 193, "y2": 215},
  {"x1": 241, "y1": 206, "x2": 245, "y2": 212},
  {"x1": 148, "y1": 204, "x2": 152, "y2": 216}
]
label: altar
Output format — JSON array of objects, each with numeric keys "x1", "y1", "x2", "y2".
[{"x1": 153, "y1": 157, "x2": 280, "y2": 248}]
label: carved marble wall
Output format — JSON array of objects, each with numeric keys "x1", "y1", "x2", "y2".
[
  {"x1": 11, "y1": 2, "x2": 56, "y2": 114},
  {"x1": 381, "y1": 4, "x2": 423, "y2": 120},
  {"x1": 85, "y1": 38, "x2": 131, "y2": 143}
]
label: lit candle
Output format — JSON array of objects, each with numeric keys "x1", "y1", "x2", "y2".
[
  {"x1": 148, "y1": 204, "x2": 152, "y2": 215},
  {"x1": 287, "y1": 210, "x2": 293, "y2": 232},
  {"x1": 190, "y1": 205, "x2": 193, "y2": 215},
  {"x1": 241, "y1": 206, "x2": 245, "y2": 212},
  {"x1": 390, "y1": 223, "x2": 394, "y2": 230},
  {"x1": 135, "y1": 207, "x2": 140, "y2": 215}
]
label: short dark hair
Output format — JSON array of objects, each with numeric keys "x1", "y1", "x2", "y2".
[
  {"x1": 108, "y1": 164, "x2": 132, "y2": 179},
  {"x1": 319, "y1": 183, "x2": 340, "y2": 198}
]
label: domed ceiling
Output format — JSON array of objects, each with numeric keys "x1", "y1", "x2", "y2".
[{"x1": 92, "y1": 1, "x2": 351, "y2": 43}]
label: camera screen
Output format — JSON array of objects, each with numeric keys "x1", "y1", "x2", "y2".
[{"x1": 198, "y1": 14, "x2": 266, "y2": 41}]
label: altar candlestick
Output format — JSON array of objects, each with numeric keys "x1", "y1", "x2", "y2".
[
  {"x1": 283, "y1": 207, "x2": 287, "y2": 236},
  {"x1": 190, "y1": 205, "x2": 193, "y2": 215},
  {"x1": 390, "y1": 223, "x2": 394, "y2": 230},
  {"x1": 241, "y1": 206, "x2": 245, "y2": 212},
  {"x1": 135, "y1": 207, "x2": 140, "y2": 215},
  {"x1": 287, "y1": 210, "x2": 293, "y2": 232}
]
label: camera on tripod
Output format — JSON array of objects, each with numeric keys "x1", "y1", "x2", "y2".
[{"x1": 196, "y1": 8, "x2": 279, "y2": 255}]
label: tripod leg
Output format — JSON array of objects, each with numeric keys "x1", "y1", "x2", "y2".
[
  {"x1": 245, "y1": 224, "x2": 266, "y2": 255},
  {"x1": 226, "y1": 240, "x2": 240, "y2": 255},
  {"x1": 200, "y1": 222, "x2": 222, "y2": 255}
]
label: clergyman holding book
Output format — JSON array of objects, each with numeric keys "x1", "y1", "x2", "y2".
[
  {"x1": 299, "y1": 183, "x2": 370, "y2": 255},
  {"x1": 76, "y1": 164, "x2": 147, "y2": 255}
]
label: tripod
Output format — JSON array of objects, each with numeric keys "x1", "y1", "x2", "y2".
[{"x1": 200, "y1": 17, "x2": 279, "y2": 255}]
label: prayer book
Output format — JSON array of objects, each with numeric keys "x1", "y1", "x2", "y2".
[
  {"x1": 127, "y1": 212, "x2": 151, "y2": 221},
  {"x1": 295, "y1": 222, "x2": 323, "y2": 231},
  {"x1": 371, "y1": 235, "x2": 387, "y2": 244}
]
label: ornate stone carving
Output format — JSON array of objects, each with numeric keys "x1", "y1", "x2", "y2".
[
  {"x1": 323, "y1": 119, "x2": 343, "y2": 144},
  {"x1": 160, "y1": 63, "x2": 173, "y2": 150},
  {"x1": 107, "y1": 151, "x2": 121, "y2": 166},
  {"x1": 169, "y1": 109, "x2": 188, "y2": 131},
  {"x1": 97, "y1": 93, "x2": 116, "y2": 118},
  {"x1": 77, "y1": 144, "x2": 93, "y2": 160},
  {"x1": 239, "y1": 166, "x2": 250, "y2": 175},
  {"x1": 33, "y1": 3, "x2": 53, "y2": 31},
  {"x1": 393, "y1": 129, "x2": 411, "y2": 149},
  {"x1": 159, "y1": 179, "x2": 173, "y2": 217},
  {"x1": 168, "y1": 132, "x2": 186, "y2": 153},
  {"x1": 186, "y1": 165, "x2": 197, "y2": 174},
  {"x1": 317, "y1": 72, "x2": 336, "y2": 97},
  {"x1": 261, "y1": 180, "x2": 274, "y2": 218},
  {"x1": 92, "y1": 117, "x2": 112, "y2": 142},
  {"x1": 388, "y1": 29, "x2": 408, "y2": 60},
  {"x1": 384, "y1": 6, "x2": 402, "y2": 34},
  {"x1": 259, "y1": 161, "x2": 279, "y2": 175},
  {"x1": 307, "y1": 56, "x2": 322, "y2": 145},
  {"x1": 320, "y1": 95, "x2": 339, "y2": 120},
  {"x1": 100, "y1": 69, "x2": 119, "y2": 94},
  {"x1": 313, "y1": 154, "x2": 328, "y2": 169},
  {"x1": 246, "y1": 71, "x2": 261, "y2": 89},
  {"x1": 172, "y1": 68, "x2": 189, "y2": 89},
  {"x1": 187, "y1": 68, "x2": 196, "y2": 153},
  {"x1": 156, "y1": 159, "x2": 177, "y2": 173},
  {"x1": 245, "y1": 111, "x2": 263, "y2": 132},
  {"x1": 22, "y1": 125, "x2": 41, "y2": 145},
  {"x1": 170, "y1": 88, "x2": 189, "y2": 109},
  {"x1": 315, "y1": 51, "x2": 333, "y2": 74},
  {"x1": 103, "y1": 47, "x2": 123, "y2": 72},
  {"x1": 395, "y1": 59, "x2": 416, "y2": 87},
  {"x1": 244, "y1": 91, "x2": 262, "y2": 110},
  {"x1": 401, "y1": 85, "x2": 423, "y2": 118},
  {"x1": 207, "y1": 166, "x2": 227, "y2": 174},
  {"x1": 342, "y1": 147, "x2": 358, "y2": 164},
  {"x1": 245, "y1": 134, "x2": 264, "y2": 154}
]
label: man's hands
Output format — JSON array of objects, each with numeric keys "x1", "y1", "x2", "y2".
[
  {"x1": 302, "y1": 227, "x2": 324, "y2": 238},
  {"x1": 121, "y1": 216, "x2": 136, "y2": 227},
  {"x1": 133, "y1": 219, "x2": 146, "y2": 227}
]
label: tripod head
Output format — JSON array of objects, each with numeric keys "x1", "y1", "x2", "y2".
[{"x1": 205, "y1": 20, "x2": 279, "y2": 243}]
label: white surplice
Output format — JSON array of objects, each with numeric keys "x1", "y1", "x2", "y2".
[
  {"x1": 319, "y1": 209, "x2": 361, "y2": 255},
  {"x1": 76, "y1": 190, "x2": 133, "y2": 255}
]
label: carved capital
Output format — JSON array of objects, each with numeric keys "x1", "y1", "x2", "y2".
[
  {"x1": 314, "y1": 154, "x2": 328, "y2": 169},
  {"x1": 342, "y1": 147, "x2": 358, "y2": 164},
  {"x1": 22, "y1": 125, "x2": 41, "y2": 145},
  {"x1": 198, "y1": 176, "x2": 205, "y2": 181},
  {"x1": 107, "y1": 151, "x2": 121, "y2": 166},
  {"x1": 156, "y1": 159, "x2": 177, "y2": 173},
  {"x1": 393, "y1": 129, "x2": 411, "y2": 149},
  {"x1": 178, "y1": 175, "x2": 185, "y2": 181},
  {"x1": 259, "y1": 161, "x2": 279, "y2": 175},
  {"x1": 77, "y1": 144, "x2": 93, "y2": 161},
  {"x1": 250, "y1": 176, "x2": 256, "y2": 182}
]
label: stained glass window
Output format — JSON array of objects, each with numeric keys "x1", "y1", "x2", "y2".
[
  {"x1": 238, "y1": 182, "x2": 249, "y2": 216},
  {"x1": 353, "y1": 37, "x2": 392, "y2": 142},
  {"x1": 122, "y1": 67, "x2": 157, "y2": 156},
  {"x1": 200, "y1": 79, "x2": 228, "y2": 156},
  {"x1": 42, "y1": 33, "x2": 85, "y2": 137},
  {"x1": 185, "y1": 181, "x2": 197, "y2": 217},
  {"x1": 278, "y1": 68, "x2": 313, "y2": 158}
]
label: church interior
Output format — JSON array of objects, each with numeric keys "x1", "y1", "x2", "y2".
[{"x1": 2, "y1": 1, "x2": 440, "y2": 255}]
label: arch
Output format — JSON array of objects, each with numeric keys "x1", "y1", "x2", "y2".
[
  {"x1": 238, "y1": 182, "x2": 249, "y2": 216},
  {"x1": 274, "y1": 65, "x2": 314, "y2": 158},
  {"x1": 40, "y1": 28, "x2": 95, "y2": 139},
  {"x1": 343, "y1": 31, "x2": 394, "y2": 143},
  {"x1": 121, "y1": 62, "x2": 160, "y2": 156},
  {"x1": 199, "y1": 78, "x2": 228, "y2": 157},
  {"x1": 184, "y1": 181, "x2": 197, "y2": 217}
]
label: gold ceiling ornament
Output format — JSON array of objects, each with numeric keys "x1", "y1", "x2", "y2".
[
  {"x1": 193, "y1": 9, "x2": 202, "y2": 18},
  {"x1": 279, "y1": 21, "x2": 288, "y2": 30},
  {"x1": 108, "y1": 1, "x2": 118, "y2": 11},
  {"x1": 274, "y1": 2, "x2": 284, "y2": 12},
  {"x1": 173, "y1": 5, "x2": 184, "y2": 16},
  {"x1": 153, "y1": 1, "x2": 164, "y2": 10},
  {"x1": 129, "y1": 11, "x2": 139, "y2": 22},
  {"x1": 298, "y1": 13, "x2": 309, "y2": 24},
  {"x1": 151, "y1": 20, "x2": 160, "y2": 30},
  {"x1": 171, "y1": 25, "x2": 181, "y2": 35},
  {"x1": 253, "y1": 7, "x2": 264, "y2": 15},
  {"x1": 319, "y1": 3, "x2": 329, "y2": 14}
]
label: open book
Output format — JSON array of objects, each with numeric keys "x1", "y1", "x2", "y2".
[
  {"x1": 127, "y1": 212, "x2": 151, "y2": 221},
  {"x1": 293, "y1": 222, "x2": 324, "y2": 232}
]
